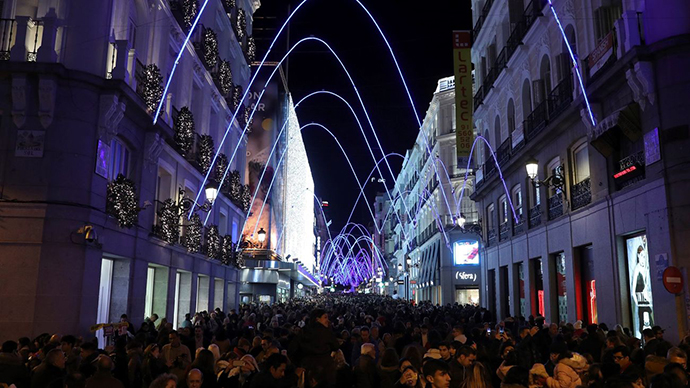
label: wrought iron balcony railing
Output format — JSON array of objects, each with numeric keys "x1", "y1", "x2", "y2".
[
  {"x1": 571, "y1": 178, "x2": 592, "y2": 211},
  {"x1": 513, "y1": 215, "x2": 525, "y2": 235},
  {"x1": 524, "y1": 100, "x2": 549, "y2": 141},
  {"x1": 547, "y1": 76, "x2": 574, "y2": 122},
  {"x1": 529, "y1": 204, "x2": 542, "y2": 228},
  {"x1": 0, "y1": 19, "x2": 15, "y2": 60},
  {"x1": 548, "y1": 193, "x2": 564, "y2": 220},
  {"x1": 487, "y1": 228, "x2": 497, "y2": 247},
  {"x1": 499, "y1": 222, "x2": 510, "y2": 241}
]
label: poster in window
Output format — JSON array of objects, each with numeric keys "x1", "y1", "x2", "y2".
[
  {"x1": 95, "y1": 140, "x2": 110, "y2": 178},
  {"x1": 626, "y1": 234, "x2": 654, "y2": 339},
  {"x1": 453, "y1": 241, "x2": 479, "y2": 265}
]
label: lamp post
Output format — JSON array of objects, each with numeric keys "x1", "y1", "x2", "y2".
[
  {"x1": 525, "y1": 158, "x2": 565, "y2": 190},
  {"x1": 257, "y1": 227, "x2": 266, "y2": 248}
]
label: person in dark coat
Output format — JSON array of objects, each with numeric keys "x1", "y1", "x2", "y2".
[
  {"x1": 289, "y1": 309, "x2": 340, "y2": 386},
  {"x1": 85, "y1": 355, "x2": 126, "y2": 388},
  {"x1": 31, "y1": 348, "x2": 66, "y2": 388},
  {"x1": 250, "y1": 353, "x2": 288, "y2": 388},
  {"x1": 353, "y1": 343, "x2": 379, "y2": 388},
  {"x1": 0, "y1": 340, "x2": 30, "y2": 388},
  {"x1": 378, "y1": 348, "x2": 401, "y2": 388}
]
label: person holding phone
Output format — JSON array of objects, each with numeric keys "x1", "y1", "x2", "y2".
[{"x1": 394, "y1": 365, "x2": 423, "y2": 387}]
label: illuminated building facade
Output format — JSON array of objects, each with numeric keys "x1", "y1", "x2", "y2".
[
  {"x1": 470, "y1": 0, "x2": 690, "y2": 338},
  {"x1": 384, "y1": 77, "x2": 479, "y2": 305},
  {"x1": 0, "y1": 0, "x2": 259, "y2": 342}
]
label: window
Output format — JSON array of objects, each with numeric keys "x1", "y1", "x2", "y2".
[
  {"x1": 499, "y1": 194, "x2": 508, "y2": 224},
  {"x1": 521, "y1": 79, "x2": 532, "y2": 121},
  {"x1": 594, "y1": 2, "x2": 622, "y2": 42},
  {"x1": 219, "y1": 210, "x2": 228, "y2": 235},
  {"x1": 512, "y1": 185, "x2": 523, "y2": 219},
  {"x1": 494, "y1": 115, "x2": 502, "y2": 146},
  {"x1": 547, "y1": 157, "x2": 561, "y2": 196},
  {"x1": 507, "y1": 99, "x2": 516, "y2": 133},
  {"x1": 109, "y1": 138, "x2": 130, "y2": 179},
  {"x1": 487, "y1": 203, "x2": 495, "y2": 229},
  {"x1": 573, "y1": 142, "x2": 590, "y2": 183}
]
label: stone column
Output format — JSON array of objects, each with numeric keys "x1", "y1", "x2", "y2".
[
  {"x1": 37, "y1": 8, "x2": 58, "y2": 63},
  {"x1": 9, "y1": 16, "x2": 30, "y2": 61}
]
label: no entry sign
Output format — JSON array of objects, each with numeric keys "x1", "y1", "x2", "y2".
[{"x1": 663, "y1": 266, "x2": 684, "y2": 294}]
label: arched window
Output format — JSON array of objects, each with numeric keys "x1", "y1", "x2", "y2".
[
  {"x1": 507, "y1": 99, "x2": 516, "y2": 133},
  {"x1": 572, "y1": 140, "x2": 590, "y2": 183},
  {"x1": 538, "y1": 55, "x2": 552, "y2": 104},
  {"x1": 521, "y1": 79, "x2": 532, "y2": 121},
  {"x1": 557, "y1": 25, "x2": 577, "y2": 83},
  {"x1": 512, "y1": 184, "x2": 523, "y2": 219},
  {"x1": 494, "y1": 115, "x2": 502, "y2": 147}
]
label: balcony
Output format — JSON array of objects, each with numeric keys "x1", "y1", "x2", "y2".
[
  {"x1": 499, "y1": 222, "x2": 510, "y2": 241},
  {"x1": 487, "y1": 228, "x2": 497, "y2": 246},
  {"x1": 472, "y1": 0, "x2": 495, "y2": 42},
  {"x1": 524, "y1": 100, "x2": 548, "y2": 141},
  {"x1": 547, "y1": 76, "x2": 574, "y2": 121},
  {"x1": 474, "y1": 86, "x2": 485, "y2": 109},
  {"x1": 496, "y1": 137, "x2": 512, "y2": 168},
  {"x1": 571, "y1": 178, "x2": 592, "y2": 211},
  {"x1": 134, "y1": 59, "x2": 147, "y2": 101},
  {"x1": 529, "y1": 204, "x2": 542, "y2": 228},
  {"x1": 547, "y1": 193, "x2": 564, "y2": 220},
  {"x1": 513, "y1": 215, "x2": 525, "y2": 235}
]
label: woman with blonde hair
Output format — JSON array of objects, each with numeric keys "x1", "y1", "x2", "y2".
[{"x1": 464, "y1": 362, "x2": 492, "y2": 388}]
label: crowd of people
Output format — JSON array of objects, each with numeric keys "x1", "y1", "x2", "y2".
[{"x1": 0, "y1": 294, "x2": 688, "y2": 388}]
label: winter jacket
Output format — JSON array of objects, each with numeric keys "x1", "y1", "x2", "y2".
[
  {"x1": 545, "y1": 354, "x2": 587, "y2": 388},
  {"x1": 0, "y1": 352, "x2": 29, "y2": 388}
]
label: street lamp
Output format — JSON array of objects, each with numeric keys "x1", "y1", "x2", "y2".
[
  {"x1": 406, "y1": 257, "x2": 411, "y2": 266},
  {"x1": 525, "y1": 158, "x2": 565, "y2": 190},
  {"x1": 397, "y1": 263, "x2": 403, "y2": 271},
  {"x1": 204, "y1": 180, "x2": 219, "y2": 203},
  {"x1": 257, "y1": 227, "x2": 266, "y2": 247}
]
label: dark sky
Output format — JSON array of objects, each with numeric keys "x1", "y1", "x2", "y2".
[{"x1": 253, "y1": 0, "x2": 471, "y2": 232}]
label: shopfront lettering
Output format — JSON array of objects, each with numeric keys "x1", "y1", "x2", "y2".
[{"x1": 455, "y1": 271, "x2": 477, "y2": 282}]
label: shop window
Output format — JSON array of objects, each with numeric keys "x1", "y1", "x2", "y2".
[
  {"x1": 624, "y1": 234, "x2": 654, "y2": 338},
  {"x1": 532, "y1": 258, "x2": 544, "y2": 317},
  {"x1": 517, "y1": 262, "x2": 526, "y2": 317},
  {"x1": 553, "y1": 252, "x2": 567, "y2": 323}
]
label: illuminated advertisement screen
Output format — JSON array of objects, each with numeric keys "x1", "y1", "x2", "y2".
[
  {"x1": 454, "y1": 241, "x2": 479, "y2": 265},
  {"x1": 626, "y1": 234, "x2": 654, "y2": 339}
]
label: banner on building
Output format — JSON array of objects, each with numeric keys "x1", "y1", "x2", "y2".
[{"x1": 453, "y1": 31, "x2": 473, "y2": 167}]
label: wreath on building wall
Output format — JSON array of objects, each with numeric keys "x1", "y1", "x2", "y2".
[
  {"x1": 174, "y1": 107, "x2": 196, "y2": 154},
  {"x1": 232, "y1": 85, "x2": 243, "y2": 112},
  {"x1": 229, "y1": 170, "x2": 242, "y2": 207},
  {"x1": 106, "y1": 174, "x2": 139, "y2": 228},
  {"x1": 157, "y1": 198, "x2": 180, "y2": 243},
  {"x1": 240, "y1": 184, "x2": 251, "y2": 212},
  {"x1": 197, "y1": 134, "x2": 215, "y2": 174},
  {"x1": 236, "y1": 9, "x2": 246, "y2": 42},
  {"x1": 223, "y1": 0, "x2": 236, "y2": 11},
  {"x1": 183, "y1": 0, "x2": 199, "y2": 27},
  {"x1": 221, "y1": 235, "x2": 234, "y2": 265},
  {"x1": 203, "y1": 28, "x2": 219, "y2": 68},
  {"x1": 143, "y1": 64, "x2": 164, "y2": 112},
  {"x1": 218, "y1": 60, "x2": 232, "y2": 96},
  {"x1": 246, "y1": 36, "x2": 256, "y2": 63},
  {"x1": 215, "y1": 153, "x2": 230, "y2": 191},
  {"x1": 244, "y1": 106, "x2": 253, "y2": 131},
  {"x1": 206, "y1": 225, "x2": 222, "y2": 259},
  {"x1": 184, "y1": 214, "x2": 202, "y2": 253}
]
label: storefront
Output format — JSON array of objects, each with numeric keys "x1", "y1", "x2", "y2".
[{"x1": 441, "y1": 235, "x2": 482, "y2": 306}]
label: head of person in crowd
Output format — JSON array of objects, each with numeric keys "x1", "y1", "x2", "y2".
[
  {"x1": 664, "y1": 363, "x2": 688, "y2": 386},
  {"x1": 400, "y1": 365, "x2": 420, "y2": 387},
  {"x1": 311, "y1": 308, "x2": 329, "y2": 328},
  {"x1": 168, "y1": 330, "x2": 181, "y2": 348},
  {"x1": 653, "y1": 326, "x2": 666, "y2": 341},
  {"x1": 503, "y1": 365, "x2": 530, "y2": 388},
  {"x1": 149, "y1": 373, "x2": 177, "y2": 388},
  {"x1": 424, "y1": 358, "x2": 451, "y2": 388},
  {"x1": 370, "y1": 326, "x2": 379, "y2": 340},
  {"x1": 457, "y1": 345, "x2": 477, "y2": 368},
  {"x1": 667, "y1": 347, "x2": 687, "y2": 369},
  {"x1": 186, "y1": 368, "x2": 203, "y2": 388},
  {"x1": 613, "y1": 346, "x2": 632, "y2": 371},
  {"x1": 438, "y1": 342, "x2": 451, "y2": 361},
  {"x1": 95, "y1": 355, "x2": 115, "y2": 375},
  {"x1": 450, "y1": 341, "x2": 463, "y2": 357},
  {"x1": 360, "y1": 326, "x2": 370, "y2": 342},
  {"x1": 45, "y1": 348, "x2": 66, "y2": 369},
  {"x1": 360, "y1": 343, "x2": 376, "y2": 359},
  {"x1": 265, "y1": 353, "x2": 288, "y2": 380},
  {"x1": 466, "y1": 362, "x2": 490, "y2": 388},
  {"x1": 381, "y1": 347, "x2": 400, "y2": 369},
  {"x1": 1, "y1": 340, "x2": 18, "y2": 357},
  {"x1": 60, "y1": 335, "x2": 77, "y2": 354},
  {"x1": 399, "y1": 357, "x2": 413, "y2": 373}
]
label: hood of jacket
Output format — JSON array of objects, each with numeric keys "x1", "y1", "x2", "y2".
[{"x1": 559, "y1": 353, "x2": 587, "y2": 372}]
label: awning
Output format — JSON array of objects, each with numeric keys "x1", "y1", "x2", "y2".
[{"x1": 590, "y1": 103, "x2": 641, "y2": 157}]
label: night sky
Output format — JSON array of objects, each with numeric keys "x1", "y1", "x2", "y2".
[{"x1": 253, "y1": 0, "x2": 472, "y2": 232}]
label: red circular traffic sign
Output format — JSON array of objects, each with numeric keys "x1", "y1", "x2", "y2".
[{"x1": 663, "y1": 266, "x2": 684, "y2": 294}]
